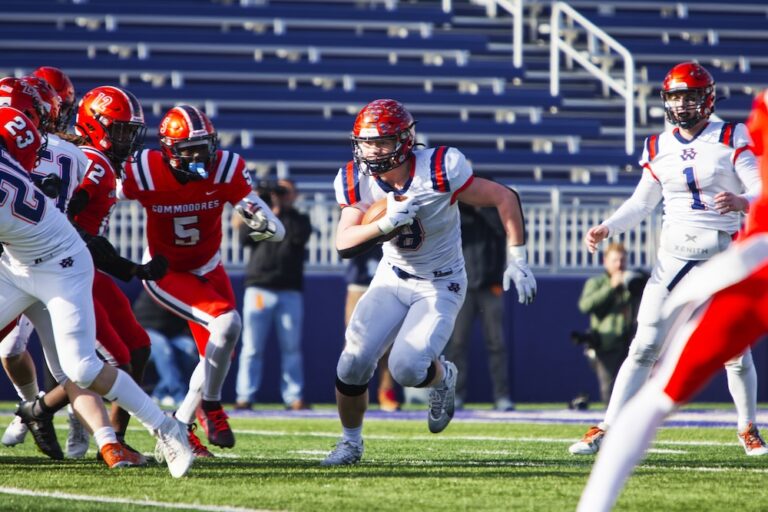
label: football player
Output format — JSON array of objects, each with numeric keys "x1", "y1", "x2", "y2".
[
  {"x1": 0, "y1": 106, "x2": 193, "y2": 477},
  {"x1": 321, "y1": 99, "x2": 536, "y2": 465},
  {"x1": 32, "y1": 66, "x2": 77, "y2": 132},
  {"x1": 570, "y1": 62, "x2": 766, "y2": 456},
  {"x1": 121, "y1": 105, "x2": 284, "y2": 454},
  {"x1": 578, "y1": 88, "x2": 768, "y2": 512},
  {"x1": 0, "y1": 79, "x2": 166, "y2": 466}
]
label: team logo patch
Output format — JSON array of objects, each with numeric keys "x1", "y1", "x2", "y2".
[
  {"x1": 680, "y1": 148, "x2": 697, "y2": 161},
  {"x1": 447, "y1": 282, "x2": 461, "y2": 294},
  {"x1": 59, "y1": 257, "x2": 74, "y2": 268}
]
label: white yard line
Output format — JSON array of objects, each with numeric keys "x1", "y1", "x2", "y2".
[
  {"x1": 0, "y1": 487, "x2": 278, "y2": 512},
  {"x1": 235, "y1": 429, "x2": 744, "y2": 448}
]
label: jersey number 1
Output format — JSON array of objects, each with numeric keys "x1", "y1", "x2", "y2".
[{"x1": 683, "y1": 167, "x2": 705, "y2": 210}]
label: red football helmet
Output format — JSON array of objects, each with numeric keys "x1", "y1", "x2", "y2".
[
  {"x1": 661, "y1": 62, "x2": 716, "y2": 129},
  {"x1": 0, "y1": 77, "x2": 48, "y2": 131},
  {"x1": 0, "y1": 106, "x2": 45, "y2": 172},
  {"x1": 75, "y1": 85, "x2": 146, "y2": 162},
  {"x1": 158, "y1": 105, "x2": 218, "y2": 180},
  {"x1": 20, "y1": 76, "x2": 61, "y2": 134},
  {"x1": 32, "y1": 66, "x2": 75, "y2": 132},
  {"x1": 351, "y1": 99, "x2": 416, "y2": 175}
]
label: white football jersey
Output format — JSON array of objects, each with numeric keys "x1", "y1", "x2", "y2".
[
  {"x1": 0, "y1": 150, "x2": 84, "y2": 265},
  {"x1": 638, "y1": 121, "x2": 760, "y2": 232},
  {"x1": 334, "y1": 146, "x2": 473, "y2": 279},
  {"x1": 29, "y1": 134, "x2": 87, "y2": 213}
]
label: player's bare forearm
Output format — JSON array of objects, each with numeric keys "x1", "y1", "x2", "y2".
[
  {"x1": 458, "y1": 178, "x2": 525, "y2": 245},
  {"x1": 335, "y1": 206, "x2": 384, "y2": 252}
]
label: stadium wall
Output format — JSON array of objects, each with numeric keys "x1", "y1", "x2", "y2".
[{"x1": 9, "y1": 274, "x2": 767, "y2": 405}]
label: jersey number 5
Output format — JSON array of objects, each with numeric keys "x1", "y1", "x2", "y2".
[
  {"x1": 174, "y1": 216, "x2": 200, "y2": 246},
  {"x1": 683, "y1": 167, "x2": 706, "y2": 210}
]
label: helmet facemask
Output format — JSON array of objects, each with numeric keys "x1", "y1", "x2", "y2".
[
  {"x1": 162, "y1": 134, "x2": 217, "y2": 181},
  {"x1": 352, "y1": 124, "x2": 415, "y2": 176},
  {"x1": 104, "y1": 118, "x2": 146, "y2": 162},
  {"x1": 661, "y1": 88, "x2": 713, "y2": 129}
]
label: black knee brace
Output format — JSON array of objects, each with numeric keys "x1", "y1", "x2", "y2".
[
  {"x1": 414, "y1": 361, "x2": 437, "y2": 388},
  {"x1": 335, "y1": 376, "x2": 368, "y2": 397}
]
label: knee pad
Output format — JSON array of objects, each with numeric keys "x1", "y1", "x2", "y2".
[
  {"x1": 208, "y1": 311, "x2": 242, "y2": 349},
  {"x1": 335, "y1": 376, "x2": 368, "y2": 397},
  {"x1": 66, "y1": 354, "x2": 103, "y2": 388},
  {"x1": 336, "y1": 350, "x2": 377, "y2": 387}
]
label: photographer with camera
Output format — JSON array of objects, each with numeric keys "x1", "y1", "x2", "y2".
[
  {"x1": 234, "y1": 178, "x2": 313, "y2": 411},
  {"x1": 575, "y1": 243, "x2": 642, "y2": 407}
]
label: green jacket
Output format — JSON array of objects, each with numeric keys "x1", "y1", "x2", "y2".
[{"x1": 578, "y1": 273, "x2": 634, "y2": 353}]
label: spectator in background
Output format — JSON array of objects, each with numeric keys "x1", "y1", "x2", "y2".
[
  {"x1": 344, "y1": 245, "x2": 401, "y2": 412},
  {"x1": 235, "y1": 179, "x2": 313, "y2": 411},
  {"x1": 133, "y1": 289, "x2": 198, "y2": 408},
  {"x1": 444, "y1": 203, "x2": 515, "y2": 411},
  {"x1": 575, "y1": 243, "x2": 641, "y2": 405}
]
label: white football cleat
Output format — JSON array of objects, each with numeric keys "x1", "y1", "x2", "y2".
[
  {"x1": 153, "y1": 415, "x2": 194, "y2": 478},
  {"x1": 738, "y1": 423, "x2": 768, "y2": 456},
  {"x1": 66, "y1": 407, "x2": 90, "y2": 458},
  {"x1": 1, "y1": 416, "x2": 28, "y2": 447},
  {"x1": 428, "y1": 357, "x2": 457, "y2": 434},
  {"x1": 320, "y1": 438, "x2": 364, "y2": 466},
  {"x1": 569, "y1": 426, "x2": 605, "y2": 455}
]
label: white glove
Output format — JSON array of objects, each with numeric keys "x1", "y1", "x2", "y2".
[
  {"x1": 503, "y1": 245, "x2": 537, "y2": 305},
  {"x1": 377, "y1": 192, "x2": 420, "y2": 235},
  {"x1": 235, "y1": 203, "x2": 277, "y2": 242}
]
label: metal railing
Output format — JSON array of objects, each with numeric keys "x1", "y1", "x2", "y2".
[
  {"x1": 441, "y1": 0, "x2": 524, "y2": 69},
  {"x1": 549, "y1": 1, "x2": 636, "y2": 155},
  {"x1": 107, "y1": 186, "x2": 660, "y2": 276}
]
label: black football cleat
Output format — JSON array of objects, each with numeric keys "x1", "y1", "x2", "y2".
[{"x1": 15, "y1": 399, "x2": 64, "y2": 460}]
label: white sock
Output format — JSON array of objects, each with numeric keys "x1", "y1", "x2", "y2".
[
  {"x1": 602, "y1": 357, "x2": 654, "y2": 427},
  {"x1": 201, "y1": 312, "x2": 239, "y2": 401},
  {"x1": 176, "y1": 361, "x2": 204, "y2": 425},
  {"x1": 202, "y1": 341, "x2": 232, "y2": 402},
  {"x1": 93, "y1": 426, "x2": 118, "y2": 450},
  {"x1": 104, "y1": 369, "x2": 165, "y2": 431},
  {"x1": 725, "y1": 351, "x2": 758, "y2": 432},
  {"x1": 578, "y1": 386, "x2": 674, "y2": 512},
  {"x1": 16, "y1": 381, "x2": 40, "y2": 402},
  {"x1": 342, "y1": 426, "x2": 363, "y2": 443}
]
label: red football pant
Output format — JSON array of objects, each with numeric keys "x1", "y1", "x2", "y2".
[
  {"x1": 142, "y1": 263, "x2": 236, "y2": 355},
  {"x1": 662, "y1": 262, "x2": 768, "y2": 403}
]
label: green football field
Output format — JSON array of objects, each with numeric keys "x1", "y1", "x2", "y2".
[{"x1": 0, "y1": 403, "x2": 766, "y2": 511}]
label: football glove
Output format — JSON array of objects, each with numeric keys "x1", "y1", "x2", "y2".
[
  {"x1": 503, "y1": 245, "x2": 537, "y2": 305},
  {"x1": 83, "y1": 233, "x2": 120, "y2": 264},
  {"x1": 235, "y1": 203, "x2": 278, "y2": 242},
  {"x1": 32, "y1": 173, "x2": 61, "y2": 199},
  {"x1": 377, "y1": 192, "x2": 420, "y2": 235},
  {"x1": 134, "y1": 255, "x2": 169, "y2": 281}
]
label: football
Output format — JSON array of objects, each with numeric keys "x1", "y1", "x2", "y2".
[{"x1": 361, "y1": 195, "x2": 408, "y2": 241}]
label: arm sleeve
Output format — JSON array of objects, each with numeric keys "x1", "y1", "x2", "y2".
[
  {"x1": 733, "y1": 123, "x2": 762, "y2": 204},
  {"x1": 602, "y1": 174, "x2": 662, "y2": 236}
]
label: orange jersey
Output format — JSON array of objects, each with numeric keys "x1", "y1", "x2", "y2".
[
  {"x1": 73, "y1": 146, "x2": 118, "y2": 236},
  {"x1": 122, "y1": 149, "x2": 252, "y2": 271},
  {"x1": 745, "y1": 90, "x2": 768, "y2": 237}
]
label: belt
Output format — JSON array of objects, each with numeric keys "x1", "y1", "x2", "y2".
[
  {"x1": 33, "y1": 249, "x2": 64, "y2": 265},
  {"x1": 392, "y1": 266, "x2": 425, "y2": 281}
]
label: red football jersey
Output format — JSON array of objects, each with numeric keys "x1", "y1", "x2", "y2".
[
  {"x1": 745, "y1": 90, "x2": 768, "y2": 237},
  {"x1": 73, "y1": 146, "x2": 118, "y2": 236},
  {"x1": 122, "y1": 149, "x2": 252, "y2": 271}
]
